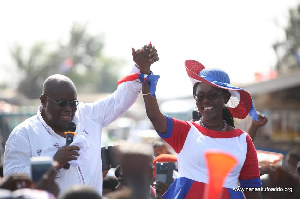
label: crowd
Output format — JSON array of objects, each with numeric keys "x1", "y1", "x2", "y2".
[{"x1": 0, "y1": 43, "x2": 299, "y2": 199}]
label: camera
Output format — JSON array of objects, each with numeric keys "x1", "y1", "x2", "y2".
[
  {"x1": 155, "y1": 162, "x2": 175, "y2": 185},
  {"x1": 101, "y1": 146, "x2": 119, "y2": 170},
  {"x1": 30, "y1": 156, "x2": 52, "y2": 183}
]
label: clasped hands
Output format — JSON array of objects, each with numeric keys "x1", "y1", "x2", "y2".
[{"x1": 132, "y1": 43, "x2": 159, "y2": 75}]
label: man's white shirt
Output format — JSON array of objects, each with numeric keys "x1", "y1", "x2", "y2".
[{"x1": 4, "y1": 65, "x2": 142, "y2": 196}]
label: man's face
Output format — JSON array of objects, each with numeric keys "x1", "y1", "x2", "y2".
[{"x1": 41, "y1": 83, "x2": 77, "y2": 132}]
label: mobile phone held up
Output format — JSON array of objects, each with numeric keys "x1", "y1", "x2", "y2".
[
  {"x1": 101, "y1": 146, "x2": 119, "y2": 170},
  {"x1": 30, "y1": 156, "x2": 53, "y2": 183},
  {"x1": 155, "y1": 162, "x2": 175, "y2": 185}
]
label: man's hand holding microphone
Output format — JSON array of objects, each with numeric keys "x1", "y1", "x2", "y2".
[{"x1": 53, "y1": 122, "x2": 79, "y2": 170}]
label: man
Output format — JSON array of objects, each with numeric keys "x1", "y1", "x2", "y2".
[
  {"x1": 102, "y1": 176, "x2": 118, "y2": 196},
  {"x1": 59, "y1": 185, "x2": 102, "y2": 199},
  {"x1": 112, "y1": 143, "x2": 156, "y2": 199},
  {"x1": 152, "y1": 141, "x2": 169, "y2": 157},
  {"x1": 3, "y1": 44, "x2": 159, "y2": 196}
]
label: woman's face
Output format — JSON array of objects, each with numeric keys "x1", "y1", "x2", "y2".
[{"x1": 195, "y1": 82, "x2": 226, "y2": 122}]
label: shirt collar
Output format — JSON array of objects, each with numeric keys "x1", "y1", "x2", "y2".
[
  {"x1": 37, "y1": 106, "x2": 62, "y2": 138},
  {"x1": 37, "y1": 106, "x2": 80, "y2": 137}
]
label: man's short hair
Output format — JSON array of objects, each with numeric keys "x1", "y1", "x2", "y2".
[
  {"x1": 59, "y1": 185, "x2": 102, "y2": 199},
  {"x1": 42, "y1": 74, "x2": 76, "y2": 94},
  {"x1": 103, "y1": 176, "x2": 118, "y2": 191}
]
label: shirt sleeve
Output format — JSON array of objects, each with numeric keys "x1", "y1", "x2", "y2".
[
  {"x1": 238, "y1": 133, "x2": 262, "y2": 188},
  {"x1": 4, "y1": 127, "x2": 31, "y2": 177},
  {"x1": 80, "y1": 64, "x2": 142, "y2": 127},
  {"x1": 157, "y1": 115, "x2": 191, "y2": 154}
]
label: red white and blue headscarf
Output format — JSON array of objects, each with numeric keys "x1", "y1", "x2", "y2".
[{"x1": 185, "y1": 60, "x2": 258, "y2": 121}]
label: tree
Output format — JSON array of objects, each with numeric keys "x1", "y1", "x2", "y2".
[
  {"x1": 273, "y1": 4, "x2": 300, "y2": 74},
  {"x1": 10, "y1": 22, "x2": 124, "y2": 99}
]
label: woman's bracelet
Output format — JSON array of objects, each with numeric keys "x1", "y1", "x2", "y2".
[{"x1": 142, "y1": 93, "x2": 151, "y2": 96}]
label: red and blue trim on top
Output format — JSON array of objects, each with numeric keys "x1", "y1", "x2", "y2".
[
  {"x1": 162, "y1": 176, "x2": 262, "y2": 199},
  {"x1": 117, "y1": 71, "x2": 160, "y2": 97},
  {"x1": 157, "y1": 115, "x2": 262, "y2": 199},
  {"x1": 163, "y1": 177, "x2": 247, "y2": 199}
]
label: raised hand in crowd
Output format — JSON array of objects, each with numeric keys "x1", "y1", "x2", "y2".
[
  {"x1": 152, "y1": 181, "x2": 169, "y2": 199},
  {"x1": 0, "y1": 173, "x2": 33, "y2": 191},
  {"x1": 35, "y1": 161, "x2": 60, "y2": 197},
  {"x1": 0, "y1": 161, "x2": 59, "y2": 198},
  {"x1": 248, "y1": 111, "x2": 268, "y2": 140}
]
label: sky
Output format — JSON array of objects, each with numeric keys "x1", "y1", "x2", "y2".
[{"x1": 0, "y1": 0, "x2": 299, "y2": 99}]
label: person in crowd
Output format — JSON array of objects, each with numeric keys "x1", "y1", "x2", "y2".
[
  {"x1": 247, "y1": 112, "x2": 268, "y2": 140},
  {"x1": 152, "y1": 181, "x2": 169, "y2": 199},
  {"x1": 112, "y1": 142, "x2": 156, "y2": 199},
  {"x1": 113, "y1": 164, "x2": 155, "y2": 199},
  {"x1": 102, "y1": 176, "x2": 118, "y2": 195},
  {"x1": 152, "y1": 154, "x2": 178, "y2": 199},
  {"x1": 102, "y1": 166, "x2": 111, "y2": 179},
  {"x1": 103, "y1": 187, "x2": 131, "y2": 199},
  {"x1": 59, "y1": 184, "x2": 102, "y2": 199},
  {"x1": 259, "y1": 163, "x2": 300, "y2": 199},
  {"x1": 34, "y1": 161, "x2": 60, "y2": 197},
  {"x1": 114, "y1": 165, "x2": 127, "y2": 191},
  {"x1": 284, "y1": 150, "x2": 300, "y2": 175},
  {"x1": 3, "y1": 43, "x2": 159, "y2": 196},
  {"x1": 11, "y1": 188, "x2": 57, "y2": 199},
  {"x1": 152, "y1": 141, "x2": 169, "y2": 157},
  {"x1": 0, "y1": 173, "x2": 33, "y2": 192},
  {"x1": 152, "y1": 153, "x2": 177, "y2": 180},
  {"x1": 135, "y1": 55, "x2": 262, "y2": 198},
  {"x1": 0, "y1": 161, "x2": 59, "y2": 198}
]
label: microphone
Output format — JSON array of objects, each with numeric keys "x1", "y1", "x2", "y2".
[{"x1": 63, "y1": 121, "x2": 76, "y2": 170}]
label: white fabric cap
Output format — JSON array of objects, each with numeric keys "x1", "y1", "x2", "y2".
[
  {"x1": 227, "y1": 90, "x2": 240, "y2": 108},
  {"x1": 69, "y1": 135, "x2": 89, "y2": 167}
]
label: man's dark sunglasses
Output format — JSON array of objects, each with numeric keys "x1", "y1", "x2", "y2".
[
  {"x1": 43, "y1": 94, "x2": 79, "y2": 108},
  {"x1": 194, "y1": 91, "x2": 223, "y2": 102}
]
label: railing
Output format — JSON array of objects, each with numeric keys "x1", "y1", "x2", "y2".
[{"x1": 0, "y1": 106, "x2": 37, "y2": 143}]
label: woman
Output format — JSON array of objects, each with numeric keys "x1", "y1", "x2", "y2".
[{"x1": 131, "y1": 49, "x2": 262, "y2": 199}]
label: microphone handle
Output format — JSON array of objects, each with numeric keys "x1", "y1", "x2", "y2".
[{"x1": 63, "y1": 133, "x2": 74, "y2": 170}]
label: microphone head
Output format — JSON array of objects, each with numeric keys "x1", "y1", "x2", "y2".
[{"x1": 66, "y1": 121, "x2": 76, "y2": 132}]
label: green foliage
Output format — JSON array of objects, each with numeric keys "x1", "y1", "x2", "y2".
[
  {"x1": 273, "y1": 4, "x2": 300, "y2": 73},
  {"x1": 10, "y1": 22, "x2": 124, "y2": 99}
]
